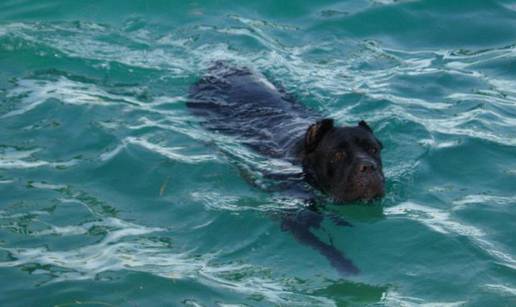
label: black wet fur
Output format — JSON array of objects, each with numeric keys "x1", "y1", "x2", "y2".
[{"x1": 187, "y1": 62, "x2": 385, "y2": 275}]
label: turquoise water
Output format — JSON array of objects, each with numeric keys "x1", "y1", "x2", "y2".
[{"x1": 1, "y1": 0, "x2": 516, "y2": 305}]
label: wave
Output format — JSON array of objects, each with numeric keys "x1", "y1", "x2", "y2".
[
  {"x1": 453, "y1": 194, "x2": 516, "y2": 207},
  {"x1": 2, "y1": 19, "x2": 514, "y2": 148},
  {"x1": 382, "y1": 290, "x2": 467, "y2": 306},
  {"x1": 0, "y1": 183, "x2": 332, "y2": 305},
  {"x1": 191, "y1": 191, "x2": 306, "y2": 213},
  {"x1": 1, "y1": 15, "x2": 515, "y2": 305},
  {"x1": 0, "y1": 146, "x2": 78, "y2": 169},
  {"x1": 2, "y1": 76, "x2": 183, "y2": 118},
  {"x1": 385, "y1": 202, "x2": 516, "y2": 270},
  {"x1": 99, "y1": 136, "x2": 218, "y2": 164}
]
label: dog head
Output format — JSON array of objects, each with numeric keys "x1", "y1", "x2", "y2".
[{"x1": 301, "y1": 118, "x2": 385, "y2": 202}]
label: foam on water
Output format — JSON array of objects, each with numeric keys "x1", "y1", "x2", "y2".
[
  {"x1": 453, "y1": 194, "x2": 516, "y2": 207},
  {"x1": 0, "y1": 146, "x2": 78, "y2": 169},
  {"x1": 0, "y1": 5, "x2": 515, "y2": 305},
  {"x1": 0, "y1": 184, "x2": 331, "y2": 306},
  {"x1": 385, "y1": 202, "x2": 516, "y2": 270},
  {"x1": 3, "y1": 22, "x2": 514, "y2": 150},
  {"x1": 100, "y1": 136, "x2": 218, "y2": 164}
]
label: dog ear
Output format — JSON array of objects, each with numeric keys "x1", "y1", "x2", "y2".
[
  {"x1": 305, "y1": 118, "x2": 334, "y2": 153},
  {"x1": 358, "y1": 120, "x2": 372, "y2": 132}
]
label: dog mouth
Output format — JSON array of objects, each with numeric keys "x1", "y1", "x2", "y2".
[
  {"x1": 358, "y1": 185, "x2": 385, "y2": 201},
  {"x1": 332, "y1": 171, "x2": 385, "y2": 203}
]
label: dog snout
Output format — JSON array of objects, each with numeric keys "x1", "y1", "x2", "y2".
[{"x1": 358, "y1": 160, "x2": 377, "y2": 173}]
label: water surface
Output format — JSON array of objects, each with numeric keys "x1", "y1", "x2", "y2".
[{"x1": 1, "y1": 0, "x2": 516, "y2": 306}]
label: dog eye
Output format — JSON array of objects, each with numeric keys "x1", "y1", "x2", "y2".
[
  {"x1": 369, "y1": 147, "x2": 379, "y2": 154},
  {"x1": 332, "y1": 151, "x2": 346, "y2": 162}
]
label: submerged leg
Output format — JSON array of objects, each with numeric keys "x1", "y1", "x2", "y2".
[{"x1": 280, "y1": 209, "x2": 359, "y2": 275}]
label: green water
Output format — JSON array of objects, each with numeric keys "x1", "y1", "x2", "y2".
[{"x1": 1, "y1": 0, "x2": 516, "y2": 306}]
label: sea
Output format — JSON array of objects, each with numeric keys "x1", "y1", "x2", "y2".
[{"x1": 1, "y1": 0, "x2": 515, "y2": 306}]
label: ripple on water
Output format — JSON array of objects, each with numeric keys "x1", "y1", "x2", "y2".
[
  {"x1": 0, "y1": 146, "x2": 78, "y2": 169},
  {"x1": 2, "y1": 76, "x2": 185, "y2": 118},
  {"x1": 385, "y1": 202, "x2": 516, "y2": 270},
  {"x1": 2, "y1": 21, "x2": 515, "y2": 150},
  {"x1": 0, "y1": 183, "x2": 337, "y2": 305},
  {"x1": 1, "y1": 12, "x2": 515, "y2": 305},
  {"x1": 99, "y1": 136, "x2": 218, "y2": 164}
]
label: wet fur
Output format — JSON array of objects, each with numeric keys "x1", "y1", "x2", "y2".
[{"x1": 187, "y1": 63, "x2": 384, "y2": 275}]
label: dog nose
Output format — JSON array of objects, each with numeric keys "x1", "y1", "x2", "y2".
[{"x1": 358, "y1": 161, "x2": 377, "y2": 173}]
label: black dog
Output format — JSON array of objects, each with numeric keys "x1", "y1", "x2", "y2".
[{"x1": 187, "y1": 63, "x2": 385, "y2": 274}]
